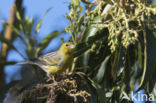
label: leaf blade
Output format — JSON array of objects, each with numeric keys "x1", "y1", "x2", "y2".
[{"x1": 35, "y1": 31, "x2": 63, "y2": 56}]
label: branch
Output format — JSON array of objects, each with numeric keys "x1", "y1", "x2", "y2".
[{"x1": 0, "y1": 0, "x2": 23, "y2": 102}]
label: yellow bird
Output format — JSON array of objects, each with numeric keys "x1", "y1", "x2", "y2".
[{"x1": 17, "y1": 42, "x2": 75, "y2": 77}]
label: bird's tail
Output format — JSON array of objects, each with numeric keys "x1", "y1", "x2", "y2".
[{"x1": 16, "y1": 61, "x2": 35, "y2": 65}]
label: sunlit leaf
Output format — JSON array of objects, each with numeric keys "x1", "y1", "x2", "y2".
[
  {"x1": 81, "y1": 16, "x2": 101, "y2": 42},
  {"x1": 35, "y1": 31, "x2": 63, "y2": 56},
  {"x1": 25, "y1": 16, "x2": 34, "y2": 36},
  {"x1": 71, "y1": 0, "x2": 80, "y2": 7},
  {"x1": 16, "y1": 10, "x2": 22, "y2": 21},
  {"x1": 35, "y1": 20, "x2": 43, "y2": 33},
  {"x1": 35, "y1": 8, "x2": 52, "y2": 33},
  {"x1": 106, "y1": 92, "x2": 113, "y2": 98},
  {"x1": 139, "y1": 27, "x2": 156, "y2": 90}
]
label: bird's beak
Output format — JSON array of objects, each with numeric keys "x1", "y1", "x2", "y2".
[{"x1": 70, "y1": 44, "x2": 75, "y2": 49}]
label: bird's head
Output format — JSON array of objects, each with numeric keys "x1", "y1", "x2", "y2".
[{"x1": 58, "y1": 42, "x2": 75, "y2": 55}]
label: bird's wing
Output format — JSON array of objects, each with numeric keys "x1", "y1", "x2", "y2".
[{"x1": 37, "y1": 51, "x2": 63, "y2": 66}]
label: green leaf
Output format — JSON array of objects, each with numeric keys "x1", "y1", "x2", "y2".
[
  {"x1": 35, "y1": 19, "x2": 43, "y2": 33},
  {"x1": 71, "y1": 0, "x2": 80, "y2": 7},
  {"x1": 25, "y1": 16, "x2": 34, "y2": 36},
  {"x1": 97, "y1": 81, "x2": 107, "y2": 103},
  {"x1": 1, "y1": 20, "x2": 26, "y2": 44},
  {"x1": 152, "y1": 2, "x2": 156, "y2": 7},
  {"x1": 35, "y1": 8, "x2": 52, "y2": 33},
  {"x1": 101, "y1": 4, "x2": 112, "y2": 16},
  {"x1": 44, "y1": 8, "x2": 52, "y2": 17},
  {"x1": 35, "y1": 31, "x2": 63, "y2": 56},
  {"x1": 138, "y1": 42, "x2": 143, "y2": 69},
  {"x1": 139, "y1": 27, "x2": 156, "y2": 89},
  {"x1": 82, "y1": 16, "x2": 101, "y2": 42},
  {"x1": 94, "y1": 56, "x2": 110, "y2": 83},
  {"x1": 112, "y1": 46, "x2": 125, "y2": 77},
  {"x1": 16, "y1": 10, "x2": 22, "y2": 21},
  {"x1": 106, "y1": 92, "x2": 113, "y2": 98}
]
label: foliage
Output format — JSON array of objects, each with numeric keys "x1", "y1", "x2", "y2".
[
  {"x1": 0, "y1": 7, "x2": 64, "y2": 102},
  {"x1": 1, "y1": 8, "x2": 62, "y2": 59},
  {"x1": 65, "y1": 0, "x2": 156, "y2": 102}
]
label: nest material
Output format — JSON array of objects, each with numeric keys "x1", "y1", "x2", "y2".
[{"x1": 19, "y1": 72, "x2": 92, "y2": 103}]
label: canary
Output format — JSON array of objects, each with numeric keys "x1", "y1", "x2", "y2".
[{"x1": 17, "y1": 42, "x2": 75, "y2": 77}]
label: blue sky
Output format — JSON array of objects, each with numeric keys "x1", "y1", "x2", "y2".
[{"x1": 0, "y1": 0, "x2": 71, "y2": 83}]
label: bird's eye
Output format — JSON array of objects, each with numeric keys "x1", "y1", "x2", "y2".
[{"x1": 66, "y1": 44, "x2": 69, "y2": 47}]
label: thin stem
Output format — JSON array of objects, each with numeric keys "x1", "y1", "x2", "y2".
[{"x1": 71, "y1": 57, "x2": 78, "y2": 72}]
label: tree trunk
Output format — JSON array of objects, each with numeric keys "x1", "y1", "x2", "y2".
[{"x1": 0, "y1": 0, "x2": 22, "y2": 102}]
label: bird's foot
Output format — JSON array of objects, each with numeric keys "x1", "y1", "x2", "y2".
[{"x1": 46, "y1": 74, "x2": 58, "y2": 84}]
